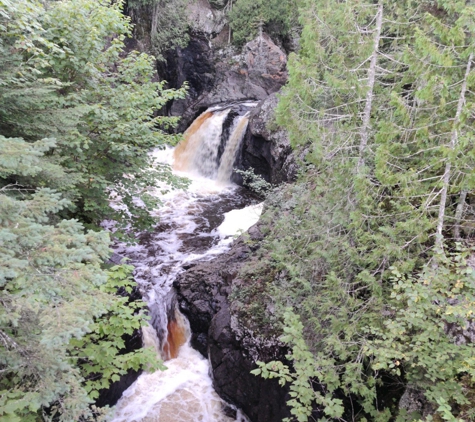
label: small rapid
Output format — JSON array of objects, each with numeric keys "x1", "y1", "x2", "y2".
[{"x1": 110, "y1": 103, "x2": 259, "y2": 422}]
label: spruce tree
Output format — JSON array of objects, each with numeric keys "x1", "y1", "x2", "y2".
[
  {"x1": 0, "y1": 0, "x2": 185, "y2": 419},
  {"x1": 253, "y1": 0, "x2": 475, "y2": 419}
]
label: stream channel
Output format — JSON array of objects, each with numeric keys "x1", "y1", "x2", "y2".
[{"x1": 109, "y1": 102, "x2": 259, "y2": 422}]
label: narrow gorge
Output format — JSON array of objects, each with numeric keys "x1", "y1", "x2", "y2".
[
  {"x1": 107, "y1": 101, "x2": 290, "y2": 421},
  {"x1": 4, "y1": 0, "x2": 475, "y2": 421},
  {"x1": 99, "y1": 3, "x2": 297, "y2": 419}
]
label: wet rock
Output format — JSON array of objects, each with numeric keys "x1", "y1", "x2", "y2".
[
  {"x1": 163, "y1": 32, "x2": 288, "y2": 131},
  {"x1": 174, "y1": 225, "x2": 291, "y2": 422},
  {"x1": 108, "y1": 252, "x2": 126, "y2": 266},
  {"x1": 233, "y1": 93, "x2": 297, "y2": 185},
  {"x1": 398, "y1": 385, "x2": 434, "y2": 419}
]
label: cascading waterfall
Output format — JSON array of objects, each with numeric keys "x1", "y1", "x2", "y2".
[
  {"x1": 110, "y1": 102, "x2": 259, "y2": 422},
  {"x1": 173, "y1": 109, "x2": 230, "y2": 178},
  {"x1": 216, "y1": 114, "x2": 250, "y2": 184},
  {"x1": 174, "y1": 106, "x2": 253, "y2": 182}
]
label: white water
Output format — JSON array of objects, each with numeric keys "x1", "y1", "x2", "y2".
[
  {"x1": 112, "y1": 344, "x2": 247, "y2": 422},
  {"x1": 110, "y1": 105, "x2": 259, "y2": 422},
  {"x1": 217, "y1": 114, "x2": 250, "y2": 184}
]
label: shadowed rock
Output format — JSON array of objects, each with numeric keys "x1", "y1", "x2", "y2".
[{"x1": 174, "y1": 225, "x2": 291, "y2": 422}]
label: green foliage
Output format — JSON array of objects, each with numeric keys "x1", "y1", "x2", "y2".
[
  {"x1": 0, "y1": 0, "x2": 188, "y2": 231},
  {"x1": 234, "y1": 168, "x2": 272, "y2": 198},
  {"x1": 254, "y1": 252, "x2": 475, "y2": 421},
  {"x1": 0, "y1": 184, "x2": 111, "y2": 420},
  {"x1": 249, "y1": 0, "x2": 475, "y2": 420},
  {"x1": 151, "y1": 0, "x2": 190, "y2": 61},
  {"x1": 367, "y1": 251, "x2": 475, "y2": 417},
  {"x1": 0, "y1": 185, "x2": 161, "y2": 420},
  {"x1": 228, "y1": 0, "x2": 297, "y2": 46},
  {"x1": 0, "y1": 0, "x2": 183, "y2": 419},
  {"x1": 127, "y1": 0, "x2": 190, "y2": 62},
  {"x1": 69, "y1": 265, "x2": 166, "y2": 401},
  {"x1": 252, "y1": 310, "x2": 345, "y2": 422}
]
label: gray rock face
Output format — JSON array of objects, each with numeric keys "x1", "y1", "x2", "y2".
[
  {"x1": 174, "y1": 225, "x2": 290, "y2": 422},
  {"x1": 126, "y1": 0, "x2": 290, "y2": 129},
  {"x1": 187, "y1": 0, "x2": 228, "y2": 36},
  {"x1": 398, "y1": 385, "x2": 434, "y2": 419},
  {"x1": 207, "y1": 33, "x2": 288, "y2": 104},
  {"x1": 164, "y1": 31, "x2": 288, "y2": 131}
]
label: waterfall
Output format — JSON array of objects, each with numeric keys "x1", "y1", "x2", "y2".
[
  {"x1": 217, "y1": 114, "x2": 250, "y2": 184},
  {"x1": 173, "y1": 105, "x2": 253, "y2": 182},
  {"x1": 110, "y1": 102, "x2": 259, "y2": 422},
  {"x1": 173, "y1": 109, "x2": 231, "y2": 178},
  {"x1": 173, "y1": 110, "x2": 214, "y2": 173}
]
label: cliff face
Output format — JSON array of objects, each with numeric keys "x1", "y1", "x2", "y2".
[
  {"x1": 126, "y1": 0, "x2": 288, "y2": 125},
  {"x1": 126, "y1": 0, "x2": 295, "y2": 185},
  {"x1": 174, "y1": 224, "x2": 291, "y2": 422},
  {"x1": 163, "y1": 29, "x2": 288, "y2": 132},
  {"x1": 233, "y1": 93, "x2": 297, "y2": 185}
]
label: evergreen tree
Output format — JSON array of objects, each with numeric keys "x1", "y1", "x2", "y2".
[
  {"x1": 0, "y1": 0, "x2": 185, "y2": 419},
  {"x1": 0, "y1": 0, "x2": 188, "y2": 230},
  {"x1": 252, "y1": 0, "x2": 475, "y2": 419},
  {"x1": 228, "y1": 0, "x2": 297, "y2": 46}
]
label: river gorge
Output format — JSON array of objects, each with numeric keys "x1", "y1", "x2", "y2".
[{"x1": 108, "y1": 103, "x2": 263, "y2": 421}]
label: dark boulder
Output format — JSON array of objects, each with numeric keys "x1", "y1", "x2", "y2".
[
  {"x1": 233, "y1": 93, "x2": 297, "y2": 185},
  {"x1": 174, "y1": 225, "x2": 291, "y2": 422}
]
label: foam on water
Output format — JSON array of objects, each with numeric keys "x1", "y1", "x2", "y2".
[
  {"x1": 112, "y1": 344, "x2": 247, "y2": 422},
  {"x1": 216, "y1": 203, "x2": 264, "y2": 238},
  {"x1": 110, "y1": 106, "x2": 259, "y2": 422}
]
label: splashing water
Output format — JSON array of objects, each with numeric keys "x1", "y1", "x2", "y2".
[
  {"x1": 110, "y1": 104, "x2": 260, "y2": 422},
  {"x1": 173, "y1": 109, "x2": 231, "y2": 178}
]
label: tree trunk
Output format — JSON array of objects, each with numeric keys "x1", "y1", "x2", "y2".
[
  {"x1": 357, "y1": 2, "x2": 383, "y2": 173},
  {"x1": 435, "y1": 53, "x2": 473, "y2": 251},
  {"x1": 453, "y1": 189, "x2": 468, "y2": 243},
  {"x1": 228, "y1": 0, "x2": 233, "y2": 44}
]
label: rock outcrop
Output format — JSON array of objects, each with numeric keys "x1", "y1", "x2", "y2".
[
  {"x1": 165, "y1": 32, "x2": 288, "y2": 131},
  {"x1": 126, "y1": 0, "x2": 288, "y2": 129},
  {"x1": 233, "y1": 93, "x2": 297, "y2": 185},
  {"x1": 174, "y1": 225, "x2": 290, "y2": 422}
]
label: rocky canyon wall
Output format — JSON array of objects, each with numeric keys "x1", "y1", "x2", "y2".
[
  {"x1": 174, "y1": 224, "x2": 291, "y2": 422},
  {"x1": 126, "y1": 0, "x2": 295, "y2": 185}
]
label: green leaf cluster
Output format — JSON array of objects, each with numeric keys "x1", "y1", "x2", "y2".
[
  {"x1": 366, "y1": 251, "x2": 475, "y2": 418},
  {"x1": 228, "y1": 0, "x2": 297, "y2": 46},
  {"x1": 127, "y1": 0, "x2": 190, "y2": 62},
  {"x1": 0, "y1": 0, "x2": 188, "y2": 231},
  {"x1": 69, "y1": 265, "x2": 166, "y2": 401}
]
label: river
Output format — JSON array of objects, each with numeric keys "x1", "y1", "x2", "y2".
[{"x1": 109, "y1": 103, "x2": 259, "y2": 422}]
